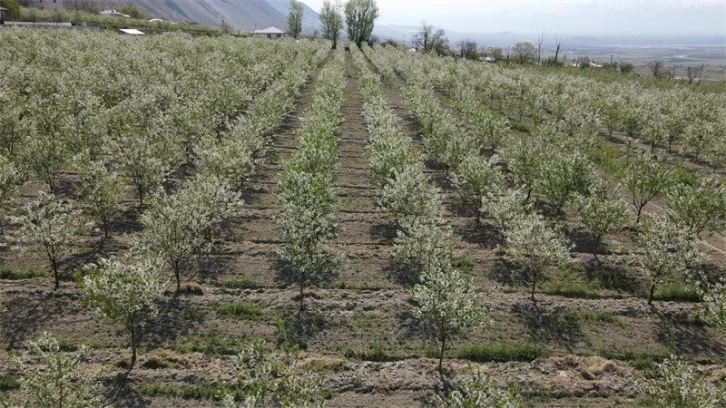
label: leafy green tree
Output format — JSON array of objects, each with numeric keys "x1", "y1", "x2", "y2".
[
  {"x1": 639, "y1": 355, "x2": 725, "y2": 408},
  {"x1": 319, "y1": 0, "x2": 344, "y2": 49},
  {"x1": 507, "y1": 136, "x2": 545, "y2": 201},
  {"x1": 278, "y1": 171, "x2": 337, "y2": 314},
  {"x1": 344, "y1": 0, "x2": 379, "y2": 47},
  {"x1": 535, "y1": 151, "x2": 593, "y2": 211},
  {"x1": 637, "y1": 215, "x2": 703, "y2": 305},
  {"x1": 451, "y1": 154, "x2": 502, "y2": 220},
  {"x1": 623, "y1": 156, "x2": 673, "y2": 223},
  {"x1": 115, "y1": 135, "x2": 170, "y2": 207},
  {"x1": 83, "y1": 257, "x2": 166, "y2": 369},
  {"x1": 394, "y1": 214, "x2": 455, "y2": 279},
  {"x1": 666, "y1": 177, "x2": 726, "y2": 237},
  {"x1": 573, "y1": 180, "x2": 629, "y2": 260},
  {"x1": 13, "y1": 192, "x2": 82, "y2": 290},
  {"x1": 412, "y1": 262, "x2": 482, "y2": 378},
  {"x1": 434, "y1": 370, "x2": 522, "y2": 408},
  {"x1": 505, "y1": 212, "x2": 571, "y2": 301},
  {"x1": 11, "y1": 333, "x2": 103, "y2": 408},
  {"x1": 75, "y1": 160, "x2": 123, "y2": 240},
  {"x1": 380, "y1": 164, "x2": 440, "y2": 223},
  {"x1": 137, "y1": 190, "x2": 207, "y2": 292},
  {"x1": 511, "y1": 42, "x2": 536, "y2": 65},
  {"x1": 287, "y1": 0, "x2": 304, "y2": 39}
]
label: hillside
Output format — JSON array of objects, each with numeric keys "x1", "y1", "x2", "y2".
[{"x1": 91, "y1": 0, "x2": 288, "y2": 31}]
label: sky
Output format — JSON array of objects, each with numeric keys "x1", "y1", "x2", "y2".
[{"x1": 302, "y1": 0, "x2": 726, "y2": 36}]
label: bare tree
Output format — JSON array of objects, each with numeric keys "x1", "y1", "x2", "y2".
[
  {"x1": 412, "y1": 22, "x2": 448, "y2": 55},
  {"x1": 649, "y1": 59, "x2": 665, "y2": 79},
  {"x1": 458, "y1": 38, "x2": 478, "y2": 60},
  {"x1": 686, "y1": 65, "x2": 704, "y2": 84},
  {"x1": 554, "y1": 35, "x2": 566, "y2": 65},
  {"x1": 536, "y1": 29, "x2": 546, "y2": 65}
]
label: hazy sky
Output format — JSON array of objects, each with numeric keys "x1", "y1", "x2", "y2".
[{"x1": 303, "y1": 0, "x2": 726, "y2": 35}]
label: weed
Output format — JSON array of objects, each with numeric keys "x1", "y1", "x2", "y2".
[
  {"x1": 217, "y1": 279, "x2": 262, "y2": 290},
  {"x1": 457, "y1": 343, "x2": 544, "y2": 362},
  {"x1": 213, "y1": 302, "x2": 263, "y2": 321},
  {"x1": 0, "y1": 266, "x2": 48, "y2": 280},
  {"x1": 652, "y1": 283, "x2": 702, "y2": 303},
  {"x1": 343, "y1": 342, "x2": 400, "y2": 362},
  {"x1": 0, "y1": 373, "x2": 20, "y2": 390}
]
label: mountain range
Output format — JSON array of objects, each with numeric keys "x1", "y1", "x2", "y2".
[{"x1": 89, "y1": 0, "x2": 316, "y2": 32}]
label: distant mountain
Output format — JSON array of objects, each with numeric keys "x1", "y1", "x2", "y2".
[{"x1": 89, "y1": 0, "x2": 290, "y2": 31}]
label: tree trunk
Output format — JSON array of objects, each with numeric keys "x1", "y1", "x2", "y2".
[
  {"x1": 531, "y1": 273, "x2": 537, "y2": 302},
  {"x1": 299, "y1": 270, "x2": 305, "y2": 315},
  {"x1": 636, "y1": 205, "x2": 644, "y2": 224},
  {"x1": 130, "y1": 324, "x2": 137, "y2": 370},
  {"x1": 438, "y1": 332, "x2": 446, "y2": 378},
  {"x1": 648, "y1": 282, "x2": 656, "y2": 305},
  {"x1": 50, "y1": 255, "x2": 59, "y2": 291},
  {"x1": 175, "y1": 261, "x2": 181, "y2": 292}
]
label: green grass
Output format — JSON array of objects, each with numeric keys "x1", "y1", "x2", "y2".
[
  {"x1": 0, "y1": 266, "x2": 49, "y2": 280},
  {"x1": 174, "y1": 331, "x2": 245, "y2": 356},
  {"x1": 508, "y1": 120, "x2": 531, "y2": 134},
  {"x1": 0, "y1": 374, "x2": 20, "y2": 391},
  {"x1": 544, "y1": 281, "x2": 600, "y2": 299},
  {"x1": 217, "y1": 279, "x2": 263, "y2": 290},
  {"x1": 213, "y1": 302, "x2": 263, "y2": 321},
  {"x1": 597, "y1": 349, "x2": 670, "y2": 370},
  {"x1": 343, "y1": 342, "x2": 402, "y2": 362},
  {"x1": 457, "y1": 343, "x2": 544, "y2": 363},
  {"x1": 653, "y1": 284, "x2": 702, "y2": 303},
  {"x1": 137, "y1": 381, "x2": 233, "y2": 400}
]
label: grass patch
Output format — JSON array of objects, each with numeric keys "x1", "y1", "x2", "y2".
[
  {"x1": 213, "y1": 302, "x2": 263, "y2": 321},
  {"x1": 0, "y1": 266, "x2": 49, "y2": 280},
  {"x1": 653, "y1": 284, "x2": 702, "y2": 303},
  {"x1": 508, "y1": 120, "x2": 530, "y2": 134},
  {"x1": 137, "y1": 381, "x2": 232, "y2": 400},
  {"x1": 453, "y1": 256, "x2": 475, "y2": 274},
  {"x1": 217, "y1": 279, "x2": 262, "y2": 290},
  {"x1": 174, "y1": 331, "x2": 244, "y2": 356},
  {"x1": 544, "y1": 281, "x2": 600, "y2": 298},
  {"x1": 0, "y1": 373, "x2": 20, "y2": 391},
  {"x1": 597, "y1": 349, "x2": 670, "y2": 370},
  {"x1": 343, "y1": 342, "x2": 401, "y2": 362},
  {"x1": 457, "y1": 343, "x2": 544, "y2": 363}
]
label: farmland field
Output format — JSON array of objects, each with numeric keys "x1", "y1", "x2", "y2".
[{"x1": 1, "y1": 29, "x2": 725, "y2": 407}]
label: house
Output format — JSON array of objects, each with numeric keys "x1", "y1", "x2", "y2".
[
  {"x1": 101, "y1": 9, "x2": 131, "y2": 18},
  {"x1": 118, "y1": 28, "x2": 144, "y2": 35},
  {"x1": 253, "y1": 26, "x2": 287, "y2": 39},
  {"x1": 483, "y1": 56, "x2": 496, "y2": 63}
]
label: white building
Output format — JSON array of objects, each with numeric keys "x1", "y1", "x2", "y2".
[{"x1": 253, "y1": 26, "x2": 287, "y2": 39}]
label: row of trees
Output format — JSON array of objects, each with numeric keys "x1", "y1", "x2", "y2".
[
  {"x1": 278, "y1": 49, "x2": 346, "y2": 315},
  {"x1": 7, "y1": 330, "x2": 724, "y2": 407},
  {"x1": 288, "y1": 0, "x2": 379, "y2": 48},
  {"x1": 376, "y1": 44, "x2": 726, "y2": 315},
  {"x1": 355, "y1": 46, "x2": 483, "y2": 385}
]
